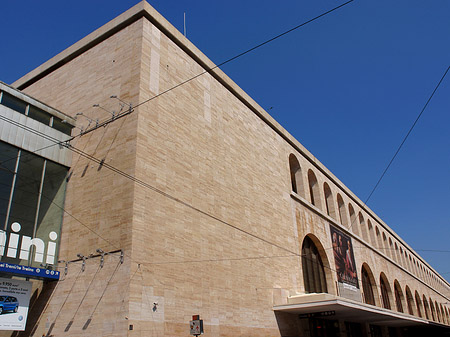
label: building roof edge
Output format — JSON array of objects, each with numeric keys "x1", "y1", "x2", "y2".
[{"x1": 11, "y1": 2, "x2": 445, "y2": 286}]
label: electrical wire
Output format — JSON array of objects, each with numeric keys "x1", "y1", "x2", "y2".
[
  {"x1": 348, "y1": 65, "x2": 450, "y2": 233},
  {"x1": 0, "y1": 0, "x2": 354, "y2": 154},
  {"x1": 0, "y1": 115, "x2": 303, "y2": 261},
  {"x1": 3, "y1": 125, "x2": 449, "y2": 307},
  {"x1": 3, "y1": 113, "x2": 450, "y2": 297},
  {"x1": 5, "y1": 0, "x2": 450, "y2": 290},
  {"x1": 132, "y1": 0, "x2": 354, "y2": 110}
]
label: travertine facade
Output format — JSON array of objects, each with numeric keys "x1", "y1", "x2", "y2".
[{"x1": 6, "y1": 1, "x2": 450, "y2": 336}]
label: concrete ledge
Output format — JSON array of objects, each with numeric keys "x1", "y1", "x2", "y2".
[{"x1": 274, "y1": 293, "x2": 444, "y2": 328}]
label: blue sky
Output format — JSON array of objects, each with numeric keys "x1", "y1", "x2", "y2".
[{"x1": 1, "y1": 0, "x2": 449, "y2": 281}]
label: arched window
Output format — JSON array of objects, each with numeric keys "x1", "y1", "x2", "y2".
[
  {"x1": 289, "y1": 154, "x2": 304, "y2": 196},
  {"x1": 361, "y1": 264, "x2": 376, "y2": 305},
  {"x1": 359, "y1": 213, "x2": 368, "y2": 242},
  {"x1": 440, "y1": 304, "x2": 446, "y2": 324},
  {"x1": 399, "y1": 247, "x2": 404, "y2": 266},
  {"x1": 382, "y1": 233, "x2": 388, "y2": 256},
  {"x1": 348, "y1": 204, "x2": 358, "y2": 235},
  {"x1": 307, "y1": 170, "x2": 320, "y2": 208},
  {"x1": 430, "y1": 298, "x2": 436, "y2": 321},
  {"x1": 323, "y1": 182, "x2": 335, "y2": 218},
  {"x1": 302, "y1": 236, "x2": 328, "y2": 294},
  {"x1": 415, "y1": 291, "x2": 423, "y2": 318},
  {"x1": 436, "y1": 301, "x2": 441, "y2": 322},
  {"x1": 394, "y1": 243, "x2": 399, "y2": 264},
  {"x1": 422, "y1": 295, "x2": 430, "y2": 320},
  {"x1": 388, "y1": 238, "x2": 394, "y2": 260},
  {"x1": 376, "y1": 227, "x2": 382, "y2": 251},
  {"x1": 367, "y1": 220, "x2": 375, "y2": 245},
  {"x1": 380, "y1": 274, "x2": 391, "y2": 310},
  {"x1": 405, "y1": 287, "x2": 414, "y2": 315},
  {"x1": 405, "y1": 252, "x2": 410, "y2": 271},
  {"x1": 337, "y1": 194, "x2": 347, "y2": 226},
  {"x1": 394, "y1": 281, "x2": 404, "y2": 313}
]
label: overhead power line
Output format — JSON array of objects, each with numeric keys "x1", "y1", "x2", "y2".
[
  {"x1": 363, "y1": 65, "x2": 450, "y2": 205},
  {"x1": 6, "y1": 1, "x2": 449, "y2": 287},
  {"x1": 0, "y1": 0, "x2": 356, "y2": 260},
  {"x1": 1, "y1": 114, "x2": 354, "y2": 278},
  {"x1": 1, "y1": 0, "x2": 354, "y2": 166},
  {"x1": 4, "y1": 115, "x2": 450, "y2": 295},
  {"x1": 348, "y1": 65, "x2": 450, "y2": 233},
  {"x1": 133, "y1": 0, "x2": 354, "y2": 110}
]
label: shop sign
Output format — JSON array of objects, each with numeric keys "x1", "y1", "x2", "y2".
[
  {"x1": 0, "y1": 277, "x2": 32, "y2": 331},
  {"x1": 0, "y1": 222, "x2": 58, "y2": 265},
  {"x1": 299, "y1": 310, "x2": 336, "y2": 319},
  {"x1": 0, "y1": 262, "x2": 59, "y2": 280}
]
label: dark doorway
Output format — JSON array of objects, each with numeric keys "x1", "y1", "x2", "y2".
[
  {"x1": 370, "y1": 325, "x2": 382, "y2": 337},
  {"x1": 309, "y1": 318, "x2": 339, "y2": 337},
  {"x1": 346, "y1": 321, "x2": 363, "y2": 337}
]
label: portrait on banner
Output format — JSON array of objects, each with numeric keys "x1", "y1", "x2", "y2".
[{"x1": 330, "y1": 225, "x2": 359, "y2": 288}]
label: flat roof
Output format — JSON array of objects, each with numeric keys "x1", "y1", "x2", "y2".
[
  {"x1": 0, "y1": 81, "x2": 76, "y2": 126},
  {"x1": 10, "y1": 1, "x2": 450, "y2": 290}
]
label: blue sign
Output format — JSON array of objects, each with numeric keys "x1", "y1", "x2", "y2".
[{"x1": 0, "y1": 263, "x2": 59, "y2": 280}]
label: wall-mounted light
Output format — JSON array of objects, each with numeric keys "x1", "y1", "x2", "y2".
[
  {"x1": 93, "y1": 104, "x2": 115, "y2": 118},
  {"x1": 75, "y1": 112, "x2": 98, "y2": 128},
  {"x1": 110, "y1": 95, "x2": 132, "y2": 113}
]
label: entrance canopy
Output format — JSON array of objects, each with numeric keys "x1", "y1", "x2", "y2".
[{"x1": 274, "y1": 293, "x2": 441, "y2": 328}]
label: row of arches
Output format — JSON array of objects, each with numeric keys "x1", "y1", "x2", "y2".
[
  {"x1": 361, "y1": 263, "x2": 450, "y2": 324},
  {"x1": 301, "y1": 235, "x2": 450, "y2": 325},
  {"x1": 290, "y1": 154, "x2": 450, "y2": 294}
]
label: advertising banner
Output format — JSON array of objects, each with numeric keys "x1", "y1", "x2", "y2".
[
  {"x1": 0, "y1": 278, "x2": 32, "y2": 331},
  {"x1": 330, "y1": 225, "x2": 359, "y2": 289}
]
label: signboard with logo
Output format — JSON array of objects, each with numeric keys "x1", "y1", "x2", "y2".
[
  {"x1": 0, "y1": 277, "x2": 32, "y2": 331},
  {"x1": 0, "y1": 262, "x2": 59, "y2": 280}
]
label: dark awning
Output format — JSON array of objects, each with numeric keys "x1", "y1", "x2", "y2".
[{"x1": 274, "y1": 293, "x2": 448, "y2": 328}]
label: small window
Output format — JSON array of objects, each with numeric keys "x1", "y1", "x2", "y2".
[
  {"x1": 337, "y1": 194, "x2": 347, "y2": 226},
  {"x1": 28, "y1": 105, "x2": 51, "y2": 125},
  {"x1": 0, "y1": 91, "x2": 27, "y2": 114},
  {"x1": 359, "y1": 213, "x2": 368, "y2": 241},
  {"x1": 348, "y1": 204, "x2": 358, "y2": 235},
  {"x1": 307, "y1": 170, "x2": 319, "y2": 207},
  {"x1": 323, "y1": 183, "x2": 335, "y2": 218},
  {"x1": 52, "y1": 117, "x2": 72, "y2": 136},
  {"x1": 367, "y1": 220, "x2": 375, "y2": 245},
  {"x1": 289, "y1": 154, "x2": 303, "y2": 196}
]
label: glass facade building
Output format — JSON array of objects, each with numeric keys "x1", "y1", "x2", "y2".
[{"x1": 0, "y1": 82, "x2": 74, "y2": 268}]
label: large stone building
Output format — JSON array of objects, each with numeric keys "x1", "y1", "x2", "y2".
[{"x1": 1, "y1": 1, "x2": 449, "y2": 336}]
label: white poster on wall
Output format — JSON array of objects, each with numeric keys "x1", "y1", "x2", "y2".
[{"x1": 0, "y1": 277, "x2": 32, "y2": 331}]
